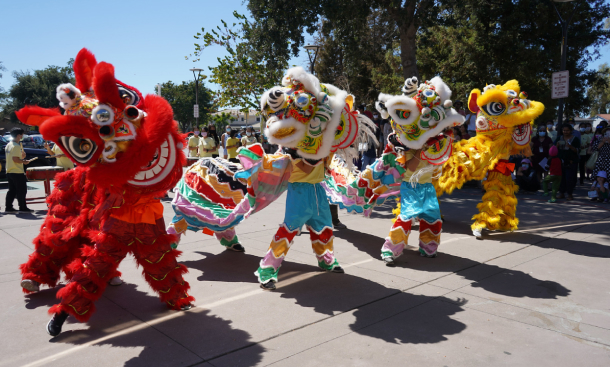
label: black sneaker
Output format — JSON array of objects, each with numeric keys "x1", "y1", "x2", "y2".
[
  {"x1": 333, "y1": 221, "x2": 347, "y2": 229},
  {"x1": 330, "y1": 265, "x2": 344, "y2": 273},
  {"x1": 227, "y1": 243, "x2": 245, "y2": 252},
  {"x1": 383, "y1": 257, "x2": 395, "y2": 267},
  {"x1": 47, "y1": 311, "x2": 69, "y2": 337},
  {"x1": 5, "y1": 208, "x2": 17, "y2": 213},
  {"x1": 260, "y1": 280, "x2": 276, "y2": 291},
  {"x1": 19, "y1": 208, "x2": 34, "y2": 213}
]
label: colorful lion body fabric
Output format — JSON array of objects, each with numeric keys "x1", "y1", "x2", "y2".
[
  {"x1": 435, "y1": 80, "x2": 545, "y2": 236},
  {"x1": 326, "y1": 77, "x2": 464, "y2": 262},
  {"x1": 17, "y1": 48, "x2": 193, "y2": 334},
  {"x1": 169, "y1": 67, "x2": 375, "y2": 287}
]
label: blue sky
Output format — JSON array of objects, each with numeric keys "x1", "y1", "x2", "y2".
[
  {"x1": 0, "y1": 0, "x2": 309, "y2": 98},
  {"x1": 1, "y1": 1, "x2": 608, "y2": 106}
]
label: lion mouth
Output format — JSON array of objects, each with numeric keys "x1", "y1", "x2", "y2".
[
  {"x1": 272, "y1": 127, "x2": 297, "y2": 139},
  {"x1": 128, "y1": 134, "x2": 177, "y2": 186}
]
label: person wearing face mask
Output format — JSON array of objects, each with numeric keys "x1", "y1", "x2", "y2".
[
  {"x1": 221, "y1": 125, "x2": 232, "y2": 159},
  {"x1": 208, "y1": 125, "x2": 220, "y2": 155},
  {"x1": 556, "y1": 123, "x2": 581, "y2": 200},
  {"x1": 546, "y1": 121, "x2": 557, "y2": 142},
  {"x1": 241, "y1": 127, "x2": 257, "y2": 147},
  {"x1": 531, "y1": 125, "x2": 553, "y2": 182},
  {"x1": 567, "y1": 117, "x2": 580, "y2": 139},
  {"x1": 578, "y1": 123, "x2": 594, "y2": 184},
  {"x1": 198, "y1": 126, "x2": 219, "y2": 158},
  {"x1": 188, "y1": 127, "x2": 201, "y2": 158},
  {"x1": 590, "y1": 127, "x2": 610, "y2": 203},
  {"x1": 515, "y1": 158, "x2": 540, "y2": 192}
]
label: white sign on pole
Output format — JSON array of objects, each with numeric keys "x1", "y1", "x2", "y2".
[
  {"x1": 552, "y1": 71, "x2": 569, "y2": 99},
  {"x1": 193, "y1": 104, "x2": 199, "y2": 118}
]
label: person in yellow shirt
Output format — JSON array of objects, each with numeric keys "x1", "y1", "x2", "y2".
[
  {"x1": 44, "y1": 142, "x2": 74, "y2": 170},
  {"x1": 225, "y1": 130, "x2": 241, "y2": 163},
  {"x1": 241, "y1": 127, "x2": 257, "y2": 147},
  {"x1": 187, "y1": 129, "x2": 200, "y2": 158},
  {"x1": 256, "y1": 147, "x2": 344, "y2": 290},
  {"x1": 198, "y1": 127, "x2": 218, "y2": 158},
  {"x1": 5, "y1": 128, "x2": 34, "y2": 213}
]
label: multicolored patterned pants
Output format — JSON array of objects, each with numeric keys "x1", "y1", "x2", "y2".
[
  {"x1": 255, "y1": 182, "x2": 339, "y2": 284},
  {"x1": 381, "y1": 182, "x2": 442, "y2": 259}
]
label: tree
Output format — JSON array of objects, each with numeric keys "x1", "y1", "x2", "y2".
[
  {"x1": 247, "y1": 0, "x2": 443, "y2": 80},
  {"x1": 416, "y1": 0, "x2": 610, "y2": 121},
  {"x1": 1, "y1": 60, "x2": 74, "y2": 122},
  {"x1": 156, "y1": 79, "x2": 213, "y2": 131},
  {"x1": 588, "y1": 63, "x2": 610, "y2": 116},
  {"x1": 209, "y1": 112, "x2": 233, "y2": 132},
  {"x1": 189, "y1": 11, "x2": 288, "y2": 113}
]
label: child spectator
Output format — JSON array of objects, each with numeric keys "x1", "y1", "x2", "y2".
[
  {"x1": 542, "y1": 146, "x2": 562, "y2": 203},
  {"x1": 589, "y1": 171, "x2": 609, "y2": 203},
  {"x1": 515, "y1": 158, "x2": 540, "y2": 192}
]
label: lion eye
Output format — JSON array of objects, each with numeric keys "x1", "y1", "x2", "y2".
[
  {"x1": 397, "y1": 110, "x2": 410, "y2": 119},
  {"x1": 91, "y1": 104, "x2": 115, "y2": 126},
  {"x1": 295, "y1": 94, "x2": 310, "y2": 108},
  {"x1": 483, "y1": 102, "x2": 505, "y2": 116}
]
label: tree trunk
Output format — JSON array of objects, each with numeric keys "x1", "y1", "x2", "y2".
[{"x1": 399, "y1": 21, "x2": 419, "y2": 80}]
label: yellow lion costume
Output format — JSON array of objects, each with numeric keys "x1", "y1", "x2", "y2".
[{"x1": 435, "y1": 80, "x2": 544, "y2": 237}]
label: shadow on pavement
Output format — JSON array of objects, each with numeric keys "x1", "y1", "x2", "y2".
[
  {"x1": 185, "y1": 250, "x2": 469, "y2": 350},
  {"x1": 334, "y1": 228, "x2": 571, "y2": 300},
  {"x1": 46, "y1": 283, "x2": 264, "y2": 367}
]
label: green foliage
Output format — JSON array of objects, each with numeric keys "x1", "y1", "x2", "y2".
[
  {"x1": 417, "y1": 0, "x2": 610, "y2": 121},
  {"x1": 0, "y1": 61, "x2": 7, "y2": 105},
  {"x1": 1, "y1": 61, "x2": 74, "y2": 122},
  {"x1": 156, "y1": 79, "x2": 213, "y2": 131},
  {"x1": 189, "y1": 11, "x2": 288, "y2": 112},
  {"x1": 209, "y1": 112, "x2": 233, "y2": 131},
  {"x1": 588, "y1": 63, "x2": 610, "y2": 115}
]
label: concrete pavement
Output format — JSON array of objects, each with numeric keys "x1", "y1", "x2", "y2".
[{"x1": 1, "y1": 179, "x2": 609, "y2": 366}]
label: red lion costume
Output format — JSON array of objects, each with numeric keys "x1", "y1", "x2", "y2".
[{"x1": 16, "y1": 48, "x2": 194, "y2": 336}]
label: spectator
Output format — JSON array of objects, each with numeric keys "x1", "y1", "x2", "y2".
[
  {"x1": 452, "y1": 127, "x2": 463, "y2": 142},
  {"x1": 198, "y1": 126, "x2": 218, "y2": 158},
  {"x1": 459, "y1": 125, "x2": 471, "y2": 140},
  {"x1": 372, "y1": 112, "x2": 383, "y2": 155},
  {"x1": 454, "y1": 100, "x2": 466, "y2": 117},
  {"x1": 220, "y1": 125, "x2": 232, "y2": 159},
  {"x1": 5, "y1": 127, "x2": 33, "y2": 213},
  {"x1": 546, "y1": 120, "x2": 557, "y2": 142},
  {"x1": 381, "y1": 118, "x2": 392, "y2": 153},
  {"x1": 357, "y1": 104, "x2": 374, "y2": 120},
  {"x1": 531, "y1": 125, "x2": 553, "y2": 182},
  {"x1": 542, "y1": 145, "x2": 562, "y2": 203},
  {"x1": 241, "y1": 127, "x2": 257, "y2": 147},
  {"x1": 589, "y1": 171, "x2": 608, "y2": 203},
  {"x1": 515, "y1": 158, "x2": 540, "y2": 192},
  {"x1": 556, "y1": 123, "x2": 581, "y2": 200},
  {"x1": 187, "y1": 128, "x2": 200, "y2": 158},
  {"x1": 225, "y1": 129, "x2": 241, "y2": 163},
  {"x1": 465, "y1": 109, "x2": 478, "y2": 138},
  {"x1": 566, "y1": 117, "x2": 580, "y2": 139},
  {"x1": 579, "y1": 122, "x2": 594, "y2": 184},
  {"x1": 590, "y1": 127, "x2": 610, "y2": 202},
  {"x1": 361, "y1": 124, "x2": 378, "y2": 170},
  {"x1": 44, "y1": 141, "x2": 74, "y2": 171}
]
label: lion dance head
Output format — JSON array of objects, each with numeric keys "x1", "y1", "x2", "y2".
[
  {"x1": 376, "y1": 76, "x2": 464, "y2": 165},
  {"x1": 15, "y1": 48, "x2": 185, "y2": 193},
  {"x1": 261, "y1": 67, "x2": 369, "y2": 160}
]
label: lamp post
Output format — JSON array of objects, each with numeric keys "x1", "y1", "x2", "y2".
[
  {"x1": 190, "y1": 68, "x2": 204, "y2": 131},
  {"x1": 551, "y1": 0, "x2": 576, "y2": 128},
  {"x1": 304, "y1": 44, "x2": 320, "y2": 75}
]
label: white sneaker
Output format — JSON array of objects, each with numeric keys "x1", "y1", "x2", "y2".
[
  {"x1": 472, "y1": 228, "x2": 482, "y2": 238},
  {"x1": 108, "y1": 276, "x2": 123, "y2": 286},
  {"x1": 21, "y1": 279, "x2": 40, "y2": 292}
]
